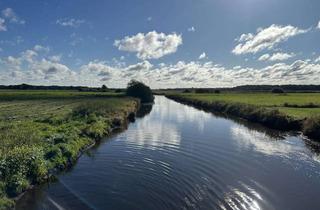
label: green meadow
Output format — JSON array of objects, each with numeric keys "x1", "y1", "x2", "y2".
[
  {"x1": 0, "y1": 90, "x2": 138, "y2": 208},
  {"x1": 171, "y1": 93, "x2": 320, "y2": 119}
]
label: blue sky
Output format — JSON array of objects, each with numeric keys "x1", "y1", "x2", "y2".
[{"x1": 0, "y1": 0, "x2": 319, "y2": 88}]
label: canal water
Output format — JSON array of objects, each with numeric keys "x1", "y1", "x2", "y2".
[{"x1": 17, "y1": 96, "x2": 320, "y2": 210}]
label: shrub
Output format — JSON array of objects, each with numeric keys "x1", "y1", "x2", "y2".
[
  {"x1": 101, "y1": 85, "x2": 108, "y2": 92},
  {"x1": 126, "y1": 80, "x2": 154, "y2": 103},
  {"x1": 303, "y1": 117, "x2": 320, "y2": 141}
]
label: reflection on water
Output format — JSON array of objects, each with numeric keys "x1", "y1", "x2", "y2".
[
  {"x1": 231, "y1": 124, "x2": 298, "y2": 157},
  {"x1": 17, "y1": 96, "x2": 320, "y2": 210},
  {"x1": 127, "y1": 120, "x2": 181, "y2": 148}
]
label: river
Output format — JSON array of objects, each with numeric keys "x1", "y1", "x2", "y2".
[{"x1": 17, "y1": 96, "x2": 320, "y2": 210}]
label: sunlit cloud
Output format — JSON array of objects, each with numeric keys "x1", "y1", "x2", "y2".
[
  {"x1": 114, "y1": 31, "x2": 183, "y2": 60},
  {"x1": 198, "y1": 52, "x2": 207, "y2": 60},
  {"x1": 258, "y1": 52, "x2": 295, "y2": 61},
  {"x1": 233, "y1": 24, "x2": 308, "y2": 55}
]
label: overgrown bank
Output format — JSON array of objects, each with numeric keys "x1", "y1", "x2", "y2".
[
  {"x1": 166, "y1": 94, "x2": 320, "y2": 142},
  {"x1": 0, "y1": 94, "x2": 139, "y2": 209}
]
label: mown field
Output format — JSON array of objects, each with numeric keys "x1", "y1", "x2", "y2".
[
  {"x1": 171, "y1": 93, "x2": 320, "y2": 119},
  {"x1": 0, "y1": 90, "x2": 138, "y2": 209}
]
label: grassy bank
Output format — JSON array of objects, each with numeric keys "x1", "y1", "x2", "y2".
[
  {"x1": 0, "y1": 91, "x2": 139, "y2": 209},
  {"x1": 165, "y1": 93, "x2": 320, "y2": 141}
]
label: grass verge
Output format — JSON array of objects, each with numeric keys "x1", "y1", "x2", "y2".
[{"x1": 0, "y1": 91, "x2": 139, "y2": 209}]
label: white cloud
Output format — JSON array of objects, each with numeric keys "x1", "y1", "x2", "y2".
[
  {"x1": 198, "y1": 52, "x2": 207, "y2": 60},
  {"x1": 0, "y1": 18, "x2": 7, "y2": 31},
  {"x1": 147, "y1": 17, "x2": 152, "y2": 21},
  {"x1": 1, "y1": 8, "x2": 25, "y2": 24},
  {"x1": 49, "y1": 55, "x2": 62, "y2": 63},
  {"x1": 188, "y1": 26, "x2": 195, "y2": 32},
  {"x1": 258, "y1": 54, "x2": 270, "y2": 61},
  {"x1": 268, "y1": 52, "x2": 295, "y2": 61},
  {"x1": 2, "y1": 56, "x2": 21, "y2": 70},
  {"x1": 56, "y1": 18, "x2": 85, "y2": 28},
  {"x1": 317, "y1": 21, "x2": 320, "y2": 29},
  {"x1": 259, "y1": 52, "x2": 295, "y2": 61},
  {"x1": 114, "y1": 31, "x2": 182, "y2": 60},
  {"x1": 2, "y1": 47, "x2": 320, "y2": 88},
  {"x1": 77, "y1": 59, "x2": 320, "y2": 88},
  {"x1": 232, "y1": 24, "x2": 308, "y2": 55},
  {"x1": 21, "y1": 50, "x2": 38, "y2": 63},
  {"x1": 34, "y1": 45, "x2": 50, "y2": 52},
  {"x1": 315, "y1": 56, "x2": 320, "y2": 63}
]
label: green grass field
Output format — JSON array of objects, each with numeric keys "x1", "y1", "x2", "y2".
[
  {"x1": 173, "y1": 93, "x2": 320, "y2": 119},
  {"x1": 0, "y1": 90, "x2": 138, "y2": 208}
]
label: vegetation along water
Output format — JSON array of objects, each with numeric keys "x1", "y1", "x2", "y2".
[
  {"x1": 165, "y1": 92, "x2": 320, "y2": 141},
  {"x1": 0, "y1": 90, "x2": 140, "y2": 209}
]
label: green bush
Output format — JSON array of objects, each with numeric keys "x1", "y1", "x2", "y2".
[
  {"x1": 126, "y1": 80, "x2": 154, "y2": 103},
  {"x1": 0, "y1": 146, "x2": 48, "y2": 197}
]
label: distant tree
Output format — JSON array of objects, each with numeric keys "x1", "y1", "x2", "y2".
[
  {"x1": 195, "y1": 88, "x2": 211, "y2": 93},
  {"x1": 126, "y1": 80, "x2": 154, "y2": 103},
  {"x1": 271, "y1": 88, "x2": 285, "y2": 94},
  {"x1": 183, "y1": 89, "x2": 191, "y2": 93},
  {"x1": 101, "y1": 84, "x2": 108, "y2": 92},
  {"x1": 214, "y1": 90, "x2": 221, "y2": 94}
]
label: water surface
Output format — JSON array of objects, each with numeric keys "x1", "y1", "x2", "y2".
[{"x1": 17, "y1": 96, "x2": 320, "y2": 210}]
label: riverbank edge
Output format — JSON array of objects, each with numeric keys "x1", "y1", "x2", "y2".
[
  {"x1": 7, "y1": 99, "x2": 141, "y2": 209},
  {"x1": 165, "y1": 95, "x2": 320, "y2": 142}
]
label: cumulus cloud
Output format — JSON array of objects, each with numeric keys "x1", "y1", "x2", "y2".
[
  {"x1": 0, "y1": 18, "x2": 6, "y2": 31},
  {"x1": 77, "y1": 59, "x2": 320, "y2": 88},
  {"x1": 31, "y1": 59, "x2": 74, "y2": 80},
  {"x1": 1, "y1": 8, "x2": 25, "y2": 24},
  {"x1": 49, "y1": 55, "x2": 62, "y2": 63},
  {"x1": 232, "y1": 24, "x2": 308, "y2": 55},
  {"x1": 188, "y1": 26, "x2": 195, "y2": 32},
  {"x1": 114, "y1": 31, "x2": 182, "y2": 60},
  {"x1": 21, "y1": 50, "x2": 38, "y2": 63},
  {"x1": 2, "y1": 46, "x2": 320, "y2": 88},
  {"x1": 0, "y1": 46, "x2": 76, "y2": 84},
  {"x1": 56, "y1": 18, "x2": 85, "y2": 28},
  {"x1": 198, "y1": 52, "x2": 207, "y2": 60},
  {"x1": 315, "y1": 56, "x2": 320, "y2": 63},
  {"x1": 317, "y1": 21, "x2": 320, "y2": 29},
  {"x1": 259, "y1": 52, "x2": 295, "y2": 61}
]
